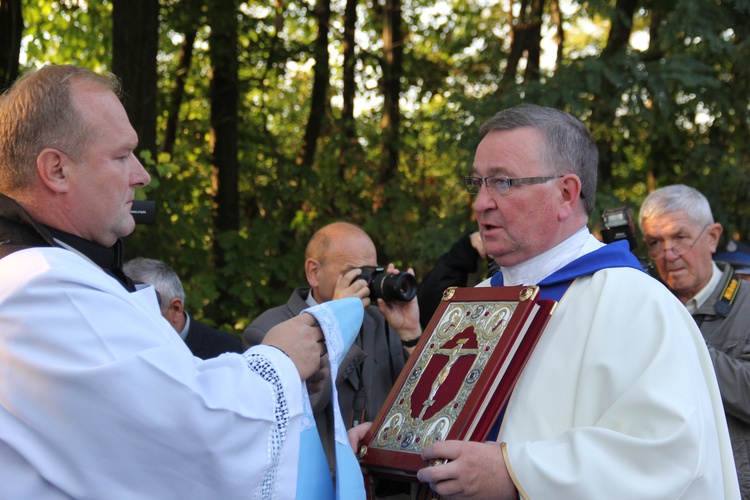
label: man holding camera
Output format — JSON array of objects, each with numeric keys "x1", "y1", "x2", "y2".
[{"x1": 244, "y1": 221, "x2": 420, "y2": 477}]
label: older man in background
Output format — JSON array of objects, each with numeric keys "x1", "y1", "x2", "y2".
[{"x1": 640, "y1": 184, "x2": 750, "y2": 498}]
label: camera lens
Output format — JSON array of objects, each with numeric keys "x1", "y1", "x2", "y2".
[{"x1": 370, "y1": 272, "x2": 417, "y2": 302}]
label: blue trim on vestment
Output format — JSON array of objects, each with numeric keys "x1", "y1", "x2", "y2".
[{"x1": 489, "y1": 240, "x2": 644, "y2": 301}]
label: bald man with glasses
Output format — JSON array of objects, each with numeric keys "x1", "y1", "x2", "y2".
[{"x1": 640, "y1": 184, "x2": 750, "y2": 498}]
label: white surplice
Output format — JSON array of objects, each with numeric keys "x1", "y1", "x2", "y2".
[
  {"x1": 485, "y1": 265, "x2": 739, "y2": 499},
  {"x1": 0, "y1": 247, "x2": 304, "y2": 499}
]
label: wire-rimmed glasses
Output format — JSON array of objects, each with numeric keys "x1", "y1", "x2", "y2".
[
  {"x1": 645, "y1": 223, "x2": 709, "y2": 260},
  {"x1": 464, "y1": 175, "x2": 562, "y2": 195}
]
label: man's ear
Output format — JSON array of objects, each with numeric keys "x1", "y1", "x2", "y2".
[
  {"x1": 162, "y1": 297, "x2": 185, "y2": 331},
  {"x1": 36, "y1": 148, "x2": 71, "y2": 193},
  {"x1": 167, "y1": 297, "x2": 184, "y2": 316},
  {"x1": 305, "y1": 258, "x2": 320, "y2": 287},
  {"x1": 707, "y1": 222, "x2": 723, "y2": 253},
  {"x1": 558, "y1": 173, "x2": 583, "y2": 220}
]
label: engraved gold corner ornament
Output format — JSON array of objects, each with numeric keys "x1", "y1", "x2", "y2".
[
  {"x1": 519, "y1": 286, "x2": 538, "y2": 302},
  {"x1": 442, "y1": 287, "x2": 457, "y2": 301}
]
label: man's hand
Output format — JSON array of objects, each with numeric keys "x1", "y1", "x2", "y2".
[
  {"x1": 469, "y1": 231, "x2": 488, "y2": 260},
  {"x1": 377, "y1": 264, "x2": 421, "y2": 350},
  {"x1": 348, "y1": 422, "x2": 373, "y2": 453},
  {"x1": 348, "y1": 422, "x2": 378, "y2": 492},
  {"x1": 262, "y1": 312, "x2": 325, "y2": 380},
  {"x1": 306, "y1": 353, "x2": 330, "y2": 394},
  {"x1": 417, "y1": 440, "x2": 516, "y2": 500},
  {"x1": 333, "y1": 267, "x2": 372, "y2": 308}
]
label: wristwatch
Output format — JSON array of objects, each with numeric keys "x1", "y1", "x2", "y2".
[{"x1": 401, "y1": 336, "x2": 421, "y2": 348}]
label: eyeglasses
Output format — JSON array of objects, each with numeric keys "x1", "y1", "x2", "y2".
[
  {"x1": 646, "y1": 223, "x2": 709, "y2": 259},
  {"x1": 464, "y1": 175, "x2": 562, "y2": 195}
]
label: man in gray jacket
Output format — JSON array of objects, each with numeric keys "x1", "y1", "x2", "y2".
[
  {"x1": 640, "y1": 184, "x2": 750, "y2": 497},
  {"x1": 244, "y1": 222, "x2": 421, "y2": 488}
]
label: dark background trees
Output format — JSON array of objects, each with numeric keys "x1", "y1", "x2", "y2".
[
  {"x1": 0, "y1": 0, "x2": 22, "y2": 91},
  {"x1": 112, "y1": 0, "x2": 159, "y2": 163},
  {"x1": 3, "y1": 0, "x2": 749, "y2": 332}
]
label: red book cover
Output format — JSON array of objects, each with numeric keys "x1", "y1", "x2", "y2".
[{"x1": 357, "y1": 285, "x2": 556, "y2": 480}]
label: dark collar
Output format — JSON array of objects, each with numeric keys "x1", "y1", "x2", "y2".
[
  {"x1": 0, "y1": 192, "x2": 55, "y2": 247},
  {"x1": 0, "y1": 193, "x2": 135, "y2": 292}
]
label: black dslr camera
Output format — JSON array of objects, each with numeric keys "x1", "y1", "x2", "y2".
[
  {"x1": 130, "y1": 200, "x2": 156, "y2": 225},
  {"x1": 356, "y1": 266, "x2": 417, "y2": 303},
  {"x1": 600, "y1": 206, "x2": 637, "y2": 250},
  {"x1": 601, "y1": 206, "x2": 658, "y2": 279}
]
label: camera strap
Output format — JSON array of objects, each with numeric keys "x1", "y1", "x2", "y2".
[
  {"x1": 351, "y1": 327, "x2": 367, "y2": 427},
  {"x1": 351, "y1": 377, "x2": 366, "y2": 427}
]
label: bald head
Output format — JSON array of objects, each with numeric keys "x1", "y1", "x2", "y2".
[
  {"x1": 306, "y1": 222, "x2": 373, "y2": 261},
  {"x1": 305, "y1": 222, "x2": 378, "y2": 303}
]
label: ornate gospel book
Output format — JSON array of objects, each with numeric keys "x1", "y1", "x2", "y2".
[{"x1": 356, "y1": 285, "x2": 556, "y2": 480}]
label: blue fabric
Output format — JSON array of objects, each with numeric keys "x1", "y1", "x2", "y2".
[
  {"x1": 489, "y1": 240, "x2": 644, "y2": 301},
  {"x1": 485, "y1": 240, "x2": 644, "y2": 441},
  {"x1": 297, "y1": 430, "x2": 335, "y2": 498},
  {"x1": 296, "y1": 297, "x2": 367, "y2": 500}
]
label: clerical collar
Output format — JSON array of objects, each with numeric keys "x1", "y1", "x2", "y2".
[
  {"x1": 43, "y1": 226, "x2": 136, "y2": 292},
  {"x1": 500, "y1": 226, "x2": 604, "y2": 286}
]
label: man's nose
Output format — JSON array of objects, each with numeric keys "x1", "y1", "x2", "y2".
[
  {"x1": 132, "y1": 157, "x2": 151, "y2": 187},
  {"x1": 473, "y1": 185, "x2": 497, "y2": 213}
]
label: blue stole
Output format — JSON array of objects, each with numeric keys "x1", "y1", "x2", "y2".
[
  {"x1": 295, "y1": 298, "x2": 367, "y2": 500},
  {"x1": 485, "y1": 240, "x2": 644, "y2": 440}
]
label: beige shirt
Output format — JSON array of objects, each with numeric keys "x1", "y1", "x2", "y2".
[{"x1": 686, "y1": 261, "x2": 722, "y2": 314}]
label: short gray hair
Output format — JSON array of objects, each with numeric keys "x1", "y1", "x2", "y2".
[
  {"x1": 123, "y1": 257, "x2": 186, "y2": 312},
  {"x1": 479, "y1": 104, "x2": 598, "y2": 216},
  {"x1": 638, "y1": 184, "x2": 714, "y2": 229}
]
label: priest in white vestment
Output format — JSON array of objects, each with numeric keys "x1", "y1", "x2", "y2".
[
  {"x1": 0, "y1": 64, "x2": 329, "y2": 499},
  {"x1": 409, "y1": 105, "x2": 740, "y2": 499}
]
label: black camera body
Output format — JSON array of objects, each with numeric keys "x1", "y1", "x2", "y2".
[
  {"x1": 356, "y1": 265, "x2": 417, "y2": 303},
  {"x1": 601, "y1": 206, "x2": 659, "y2": 280},
  {"x1": 600, "y1": 206, "x2": 637, "y2": 250},
  {"x1": 130, "y1": 200, "x2": 156, "y2": 225}
]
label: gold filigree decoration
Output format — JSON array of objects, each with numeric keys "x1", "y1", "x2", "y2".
[{"x1": 519, "y1": 286, "x2": 538, "y2": 301}]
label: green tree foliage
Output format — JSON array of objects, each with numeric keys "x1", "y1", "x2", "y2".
[
  {"x1": 11, "y1": 0, "x2": 750, "y2": 331},
  {"x1": 21, "y1": 0, "x2": 112, "y2": 68}
]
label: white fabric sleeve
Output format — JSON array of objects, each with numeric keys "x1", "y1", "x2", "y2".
[{"x1": 0, "y1": 248, "x2": 303, "y2": 499}]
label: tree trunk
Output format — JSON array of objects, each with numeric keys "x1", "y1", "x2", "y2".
[
  {"x1": 549, "y1": 0, "x2": 564, "y2": 69},
  {"x1": 337, "y1": 0, "x2": 359, "y2": 180},
  {"x1": 297, "y1": 0, "x2": 331, "y2": 169},
  {"x1": 208, "y1": 0, "x2": 239, "y2": 235},
  {"x1": 163, "y1": 30, "x2": 197, "y2": 157},
  {"x1": 602, "y1": 0, "x2": 638, "y2": 59},
  {"x1": 522, "y1": 0, "x2": 544, "y2": 83},
  {"x1": 206, "y1": 0, "x2": 239, "y2": 324},
  {"x1": 497, "y1": 0, "x2": 545, "y2": 93},
  {"x1": 380, "y1": 0, "x2": 403, "y2": 184},
  {"x1": 0, "y1": 0, "x2": 22, "y2": 92},
  {"x1": 112, "y1": 0, "x2": 159, "y2": 163},
  {"x1": 591, "y1": 0, "x2": 639, "y2": 186}
]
